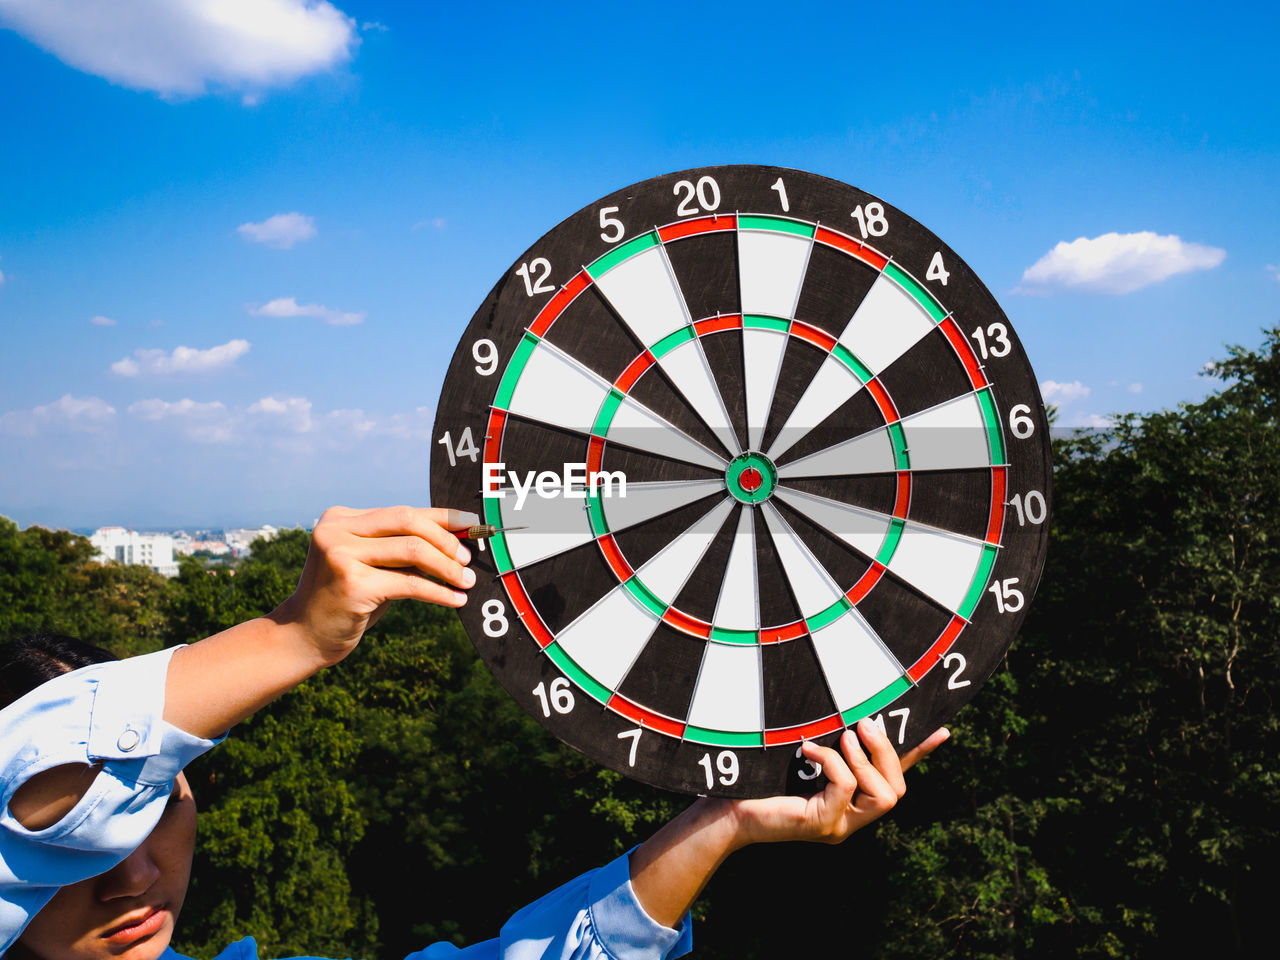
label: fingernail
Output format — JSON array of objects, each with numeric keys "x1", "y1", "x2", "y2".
[
  {"x1": 460, "y1": 567, "x2": 476, "y2": 588},
  {"x1": 447, "y1": 509, "x2": 481, "y2": 529},
  {"x1": 452, "y1": 590, "x2": 468, "y2": 605},
  {"x1": 455, "y1": 543, "x2": 472, "y2": 564}
]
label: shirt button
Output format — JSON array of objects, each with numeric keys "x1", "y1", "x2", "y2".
[{"x1": 117, "y1": 728, "x2": 141, "y2": 752}]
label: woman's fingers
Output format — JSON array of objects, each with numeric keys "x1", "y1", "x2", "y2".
[
  {"x1": 371, "y1": 567, "x2": 468, "y2": 607},
  {"x1": 856, "y1": 718, "x2": 907, "y2": 798},
  {"x1": 900, "y1": 727, "x2": 951, "y2": 772},
  {"x1": 843, "y1": 721, "x2": 899, "y2": 812},
  {"x1": 332, "y1": 506, "x2": 474, "y2": 564},
  {"x1": 350, "y1": 534, "x2": 476, "y2": 590},
  {"x1": 801, "y1": 739, "x2": 856, "y2": 799}
]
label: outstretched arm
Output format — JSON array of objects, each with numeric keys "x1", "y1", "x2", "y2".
[
  {"x1": 629, "y1": 720, "x2": 950, "y2": 927},
  {"x1": 163, "y1": 505, "x2": 477, "y2": 738},
  {"x1": 10, "y1": 506, "x2": 477, "y2": 828}
]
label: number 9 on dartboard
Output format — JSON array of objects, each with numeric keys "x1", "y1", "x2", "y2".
[{"x1": 430, "y1": 165, "x2": 1051, "y2": 798}]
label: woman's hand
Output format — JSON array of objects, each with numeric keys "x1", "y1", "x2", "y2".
[
  {"x1": 629, "y1": 720, "x2": 949, "y2": 928},
  {"x1": 726, "y1": 719, "x2": 951, "y2": 847},
  {"x1": 165, "y1": 505, "x2": 477, "y2": 738},
  {"x1": 272, "y1": 505, "x2": 478, "y2": 666}
]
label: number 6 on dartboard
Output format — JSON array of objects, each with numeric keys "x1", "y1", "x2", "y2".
[{"x1": 431, "y1": 165, "x2": 1051, "y2": 797}]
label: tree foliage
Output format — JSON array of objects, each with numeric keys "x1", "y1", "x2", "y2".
[{"x1": 3, "y1": 330, "x2": 1277, "y2": 958}]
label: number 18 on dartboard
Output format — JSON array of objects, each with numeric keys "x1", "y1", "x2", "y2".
[{"x1": 431, "y1": 165, "x2": 1051, "y2": 797}]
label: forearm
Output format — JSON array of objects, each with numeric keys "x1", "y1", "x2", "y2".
[
  {"x1": 163, "y1": 611, "x2": 330, "y2": 740},
  {"x1": 628, "y1": 799, "x2": 743, "y2": 928}
]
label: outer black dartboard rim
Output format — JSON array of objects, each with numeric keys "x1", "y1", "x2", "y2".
[{"x1": 430, "y1": 165, "x2": 1051, "y2": 798}]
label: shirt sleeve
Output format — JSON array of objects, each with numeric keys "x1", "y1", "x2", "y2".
[
  {"x1": 404, "y1": 851, "x2": 692, "y2": 960},
  {"x1": 1, "y1": 646, "x2": 222, "y2": 955}
]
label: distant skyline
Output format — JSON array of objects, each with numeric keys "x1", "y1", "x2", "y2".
[{"x1": 2, "y1": 1, "x2": 1277, "y2": 529}]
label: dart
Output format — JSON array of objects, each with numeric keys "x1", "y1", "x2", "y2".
[{"x1": 463, "y1": 524, "x2": 527, "y2": 539}]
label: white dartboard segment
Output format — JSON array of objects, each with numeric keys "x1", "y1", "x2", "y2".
[
  {"x1": 631, "y1": 498, "x2": 735, "y2": 604},
  {"x1": 742, "y1": 327, "x2": 788, "y2": 451},
  {"x1": 738, "y1": 229, "x2": 811, "y2": 318},
  {"x1": 772, "y1": 486, "x2": 894, "y2": 562},
  {"x1": 766, "y1": 355, "x2": 865, "y2": 462},
  {"x1": 593, "y1": 245, "x2": 689, "y2": 346},
  {"x1": 837, "y1": 273, "x2": 935, "y2": 375},
  {"x1": 761, "y1": 503, "x2": 846, "y2": 619},
  {"x1": 886, "y1": 523, "x2": 988, "y2": 615},
  {"x1": 600, "y1": 480, "x2": 726, "y2": 536},
  {"x1": 713, "y1": 505, "x2": 760, "y2": 631},
  {"x1": 899, "y1": 393, "x2": 993, "y2": 470},
  {"x1": 656, "y1": 338, "x2": 741, "y2": 455},
  {"x1": 506, "y1": 342, "x2": 609, "y2": 436},
  {"x1": 607, "y1": 395, "x2": 726, "y2": 471},
  {"x1": 809, "y1": 612, "x2": 905, "y2": 714},
  {"x1": 555, "y1": 587, "x2": 660, "y2": 690},
  {"x1": 687, "y1": 642, "x2": 764, "y2": 733},
  {"x1": 776, "y1": 427, "x2": 897, "y2": 479},
  {"x1": 500, "y1": 492, "x2": 595, "y2": 570}
]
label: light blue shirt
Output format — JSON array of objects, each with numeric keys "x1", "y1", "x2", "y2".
[{"x1": 0, "y1": 648, "x2": 691, "y2": 960}]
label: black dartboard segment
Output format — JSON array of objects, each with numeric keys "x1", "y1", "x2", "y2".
[{"x1": 431, "y1": 166, "x2": 1051, "y2": 798}]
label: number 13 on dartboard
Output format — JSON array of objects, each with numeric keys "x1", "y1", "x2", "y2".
[{"x1": 431, "y1": 165, "x2": 1052, "y2": 797}]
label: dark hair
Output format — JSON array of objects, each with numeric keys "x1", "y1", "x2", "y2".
[{"x1": 0, "y1": 634, "x2": 118, "y2": 710}]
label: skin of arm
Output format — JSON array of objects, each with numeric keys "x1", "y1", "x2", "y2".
[
  {"x1": 11, "y1": 506, "x2": 478, "y2": 830},
  {"x1": 629, "y1": 721, "x2": 951, "y2": 928}
]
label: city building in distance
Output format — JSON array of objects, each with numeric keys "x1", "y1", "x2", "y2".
[
  {"x1": 89, "y1": 524, "x2": 279, "y2": 577},
  {"x1": 89, "y1": 527, "x2": 178, "y2": 577}
]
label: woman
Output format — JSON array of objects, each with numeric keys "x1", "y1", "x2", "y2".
[{"x1": 1, "y1": 506, "x2": 948, "y2": 960}]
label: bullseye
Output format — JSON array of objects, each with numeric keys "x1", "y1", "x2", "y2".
[{"x1": 725, "y1": 452, "x2": 777, "y2": 504}]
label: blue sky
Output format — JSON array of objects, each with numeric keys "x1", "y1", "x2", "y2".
[{"x1": 1, "y1": 0, "x2": 1276, "y2": 529}]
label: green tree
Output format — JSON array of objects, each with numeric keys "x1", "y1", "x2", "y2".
[
  {"x1": 865, "y1": 328, "x2": 1280, "y2": 957},
  {"x1": 0, "y1": 521, "x2": 170, "y2": 656}
]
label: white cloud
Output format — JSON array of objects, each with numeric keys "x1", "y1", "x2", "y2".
[
  {"x1": 1, "y1": 394, "x2": 116, "y2": 436},
  {"x1": 249, "y1": 296, "x2": 364, "y2": 325},
  {"x1": 89, "y1": 314, "x2": 117, "y2": 327},
  {"x1": 361, "y1": 20, "x2": 388, "y2": 32},
  {"x1": 1061, "y1": 412, "x2": 1113, "y2": 429},
  {"x1": 0, "y1": 255, "x2": 6, "y2": 284},
  {"x1": 1040, "y1": 379, "x2": 1091, "y2": 404},
  {"x1": 1128, "y1": 382, "x2": 1143, "y2": 394},
  {"x1": 236, "y1": 212, "x2": 316, "y2": 249},
  {"x1": 128, "y1": 398, "x2": 227, "y2": 421},
  {"x1": 1015, "y1": 231, "x2": 1225, "y2": 295},
  {"x1": 0, "y1": 0, "x2": 356, "y2": 98},
  {"x1": 249, "y1": 395, "x2": 315, "y2": 433},
  {"x1": 111, "y1": 339, "x2": 250, "y2": 377},
  {"x1": 1267, "y1": 264, "x2": 1280, "y2": 282},
  {"x1": 129, "y1": 397, "x2": 233, "y2": 443},
  {"x1": 134, "y1": 394, "x2": 386, "y2": 446},
  {"x1": 412, "y1": 217, "x2": 447, "y2": 231}
]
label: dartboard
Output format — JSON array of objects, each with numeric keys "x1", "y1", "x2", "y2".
[{"x1": 431, "y1": 165, "x2": 1050, "y2": 798}]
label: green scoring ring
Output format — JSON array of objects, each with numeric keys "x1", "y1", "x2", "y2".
[{"x1": 725, "y1": 452, "x2": 777, "y2": 504}]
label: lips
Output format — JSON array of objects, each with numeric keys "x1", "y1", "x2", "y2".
[{"x1": 102, "y1": 906, "x2": 169, "y2": 946}]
